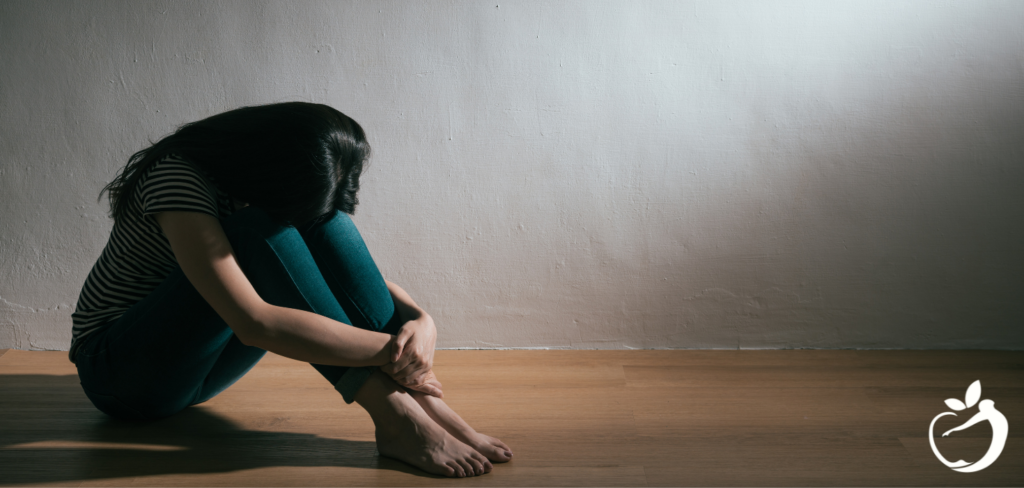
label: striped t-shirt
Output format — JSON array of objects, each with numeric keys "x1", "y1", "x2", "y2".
[{"x1": 69, "y1": 155, "x2": 235, "y2": 362}]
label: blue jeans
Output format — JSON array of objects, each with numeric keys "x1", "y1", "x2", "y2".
[{"x1": 75, "y1": 207, "x2": 403, "y2": 421}]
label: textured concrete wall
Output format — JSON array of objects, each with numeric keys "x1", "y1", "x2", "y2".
[{"x1": 1, "y1": 1, "x2": 1022, "y2": 351}]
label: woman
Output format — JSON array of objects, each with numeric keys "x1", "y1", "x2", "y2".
[{"x1": 70, "y1": 102, "x2": 511, "y2": 478}]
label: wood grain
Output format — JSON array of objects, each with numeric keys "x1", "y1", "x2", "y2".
[{"x1": 1, "y1": 349, "x2": 1021, "y2": 486}]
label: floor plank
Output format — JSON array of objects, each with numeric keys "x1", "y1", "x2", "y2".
[{"x1": 1, "y1": 349, "x2": 1022, "y2": 486}]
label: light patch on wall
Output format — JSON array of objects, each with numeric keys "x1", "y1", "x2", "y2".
[{"x1": 0, "y1": 0, "x2": 1021, "y2": 350}]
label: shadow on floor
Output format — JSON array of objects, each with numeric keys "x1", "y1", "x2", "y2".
[{"x1": 0, "y1": 373, "x2": 429, "y2": 485}]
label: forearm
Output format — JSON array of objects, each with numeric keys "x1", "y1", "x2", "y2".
[
  {"x1": 380, "y1": 280, "x2": 440, "y2": 396},
  {"x1": 386, "y1": 280, "x2": 426, "y2": 320},
  {"x1": 245, "y1": 304, "x2": 393, "y2": 367}
]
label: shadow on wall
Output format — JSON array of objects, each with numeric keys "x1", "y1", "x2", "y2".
[{"x1": 0, "y1": 373, "x2": 428, "y2": 484}]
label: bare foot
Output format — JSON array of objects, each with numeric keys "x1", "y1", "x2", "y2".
[
  {"x1": 408, "y1": 388, "x2": 514, "y2": 463},
  {"x1": 355, "y1": 370, "x2": 493, "y2": 477}
]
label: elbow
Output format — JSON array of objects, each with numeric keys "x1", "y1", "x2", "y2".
[
  {"x1": 232, "y1": 320, "x2": 265, "y2": 348},
  {"x1": 229, "y1": 306, "x2": 271, "y2": 348},
  {"x1": 234, "y1": 328, "x2": 262, "y2": 348}
]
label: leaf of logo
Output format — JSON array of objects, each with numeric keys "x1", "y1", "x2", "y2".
[
  {"x1": 965, "y1": 380, "x2": 981, "y2": 409},
  {"x1": 930, "y1": 379, "x2": 1009, "y2": 473}
]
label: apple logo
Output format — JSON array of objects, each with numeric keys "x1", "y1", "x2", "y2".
[{"x1": 928, "y1": 380, "x2": 1009, "y2": 473}]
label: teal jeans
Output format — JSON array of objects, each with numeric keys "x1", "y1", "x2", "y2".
[{"x1": 75, "y1": 207, "x2": 403, "y2": 420}]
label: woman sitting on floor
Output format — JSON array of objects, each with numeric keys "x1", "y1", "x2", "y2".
[{"x1": 70, "y1": 102, "x2": 511, "y2": 478}]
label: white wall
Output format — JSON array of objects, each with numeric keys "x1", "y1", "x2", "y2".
[{"x1": 1, "y1": 0, "x2": 1022, "y2": 351}]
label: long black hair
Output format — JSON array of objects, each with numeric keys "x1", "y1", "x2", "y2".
[{"x1": 100, "y1": 102, "x2": 370, "y2": 227}]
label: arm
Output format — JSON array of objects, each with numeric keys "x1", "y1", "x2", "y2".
[
  {"x1": 387, "y1": 280, "x2": 426, "y2": 323},
  {"x1": 155, "y1": 211, "x2": 394, "y2": 367},
  {"x1": 381, "y1": 280, "x2": 439, "y2": 387},
  {"x1": 943, "y1": 411, "x2": 988, "y2": 437}
]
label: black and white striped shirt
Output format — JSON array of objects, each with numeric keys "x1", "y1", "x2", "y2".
[{"x1": 70, "y1": 155, "x2": 235, "y2": 362}]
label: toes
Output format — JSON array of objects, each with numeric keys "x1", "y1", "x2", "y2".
[
  {"x1": 446, "y1": 460, "x2": 465, "y2": 478},
  {"x1": 484, "y1": 443, "x2": 512, "y2": 462},
  {"x1": 462, "y1": 456, "x2": 481, "y2": 474},
  {"x1": 467, "y1": 455, "x2": 486, "y2": 475},
  {"x1": 479, "y1": 436, "x2": 512, "y2": 461},
  {"x1": 473, "y1": 452, "x2": 493, "y2": 473},
  {"x1": 470, "y1": 458, "x2": 484, "y2": 476},
  {"x1": 452, "y1": 462, "x2": 467, "y2": 477},
  {"x1": 493, "y1": 440, "x2": 513, "y2": 460},
  {"x1": 490, "y1": 437, "x2": 512, "y2": 452}
]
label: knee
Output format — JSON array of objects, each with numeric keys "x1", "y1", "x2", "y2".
[
  {"x1": 300, "y1": 209, "x2": 360, "y2": 241},
  {"x1": 221, "y1": 207, "x2": 308, "y2": 264}
]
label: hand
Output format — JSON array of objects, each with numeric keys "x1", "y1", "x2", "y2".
[
  {"x1": 380, "y1": 313, "x2": 438, "y2": 393},
  {"x1": 401, "y1": 369, "x2": 444, "y2": 398}
]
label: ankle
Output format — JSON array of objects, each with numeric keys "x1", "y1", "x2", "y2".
[
  {"x1": 411, "y1": 390, "x2": 478, "y2": 436},
  {"x1": 355, "y1": 371, "x2": 419, "y2": 427}
]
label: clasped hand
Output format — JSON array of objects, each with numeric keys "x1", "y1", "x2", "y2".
[{"x1": 380, "y1": 312, "x2": 443, "y2": 398}]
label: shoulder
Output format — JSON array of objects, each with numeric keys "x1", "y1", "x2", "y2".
[
  {"x1": 140, "y1": 154, "x2": 220, "y2": 217},
  {"x1": 141, "y1": 154, "x2": 209, "y2": 187}
]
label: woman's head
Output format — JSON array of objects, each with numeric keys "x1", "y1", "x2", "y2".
[{"x1": 102, "y1": 102, "x2": 370, "y2": 227}]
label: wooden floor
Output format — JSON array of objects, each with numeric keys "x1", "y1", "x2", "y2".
[{"x1": 0, "y1": 348, "x2": 1021, "y2": 487}]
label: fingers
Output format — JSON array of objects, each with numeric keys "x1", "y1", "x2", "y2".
[
  {"x1": 407, "y1": 382, "x2": 443, "y2": 398},
  {"x1": 384, "y1": 324, "x2": 438, "y2": 391},
  {"x1": 401, "y1": 375, "x2": 443, "y2": 397},
  {"x1": 382, "y1": 363, "x2": 427, "y2": 391},
  {"x1": 380, "y1": 360, "x2": 423, "y2": 380},
  {"x1": 389, "y1": 341, "x2": 427, "y2": 375},
  {"x1": 420, "y1": 383, "x2": 444, "y2": 398},
  {"x1": 386, "y1": 354, "x2": 413, "y2": 377},
  {"x1": 394, "y1": 364, "x2": 432, "y2": 387},
  {"x1": 425, "y1": 377, "x2": 443, "y2": 391},
  {"x1": 387, "y1": 351, "x2": 432, "y2": 384},
  {"x1": 402, "y1": 376, "x2": 444, "y2": 398},
  {"x1": 391, "y1": 329, "x2": 410, "y2": 363},
  {"x1": 419, "y1": 374, "x2": 444, "y2": 398},
  {"x1": 390, "y1": 320, "x2": 437, "y2": 372}
]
